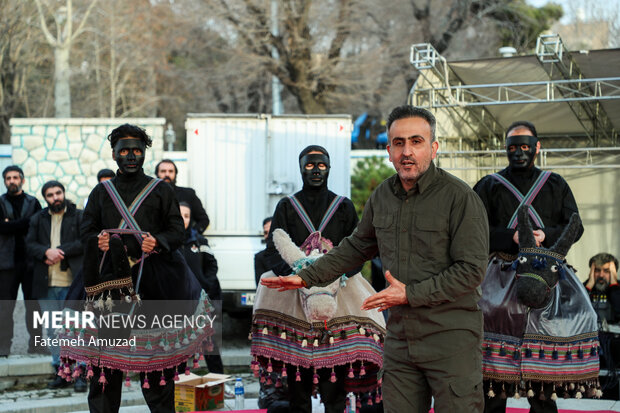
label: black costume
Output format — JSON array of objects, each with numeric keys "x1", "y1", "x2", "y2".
[
  {"x1": 473, "y1": 166, "x2": 583, "y2": 256},
  {"x1": 475, "y1": 166, "x2": 585, "y2": 413},
  {"x1": 79, "y1": 169, "x2": 202, "y2": 413},
  {"x1": 0, "y1": 191, "x2": 42, "y2": 355},
  {"x1": 173, "y1": 186, "x2": 210, "y2": 233},
  {"x1": 261, "y1": 151, "x2": 359, "y2": 413}
]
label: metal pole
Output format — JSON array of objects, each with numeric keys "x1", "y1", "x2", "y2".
[{"x1": 271, "y1": 0, "x2": 283, "y2": 115}]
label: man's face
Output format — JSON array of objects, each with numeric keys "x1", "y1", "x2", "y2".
[
  {"x1": 180, "y1": 205, "x2": 191, "y2": 230},
  {"x1": 300, "y1": 152, "x2": 330, "y2": 188},
  {"x1": 157, "y1": 162, "x2": 176, "y2": 185},
  {"x1": 594, "y1": 262, "x2": 614, "y2": 291},
  {"x1": 112, "y1": 137, "x2": 145, "y2": 175},
  {"x1": 4, "y1": 171, "x2": 24, "y2": 195},
  {"x1": 44, "y1": 186, "x2": 65, "y2": 213},
  {"x1": 387, "y1": 117, "x2": 438, "y2": 191},
  {"x1": 263, "y1": 220, "x2": 272, "y2": 241},
  {"x1": 506, "y1": 127, "x2": 539, "y2": 170}
]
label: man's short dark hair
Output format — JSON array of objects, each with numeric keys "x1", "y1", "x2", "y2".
[
  {"x1": 179, "y1": 201, "x2": 191, "y2": 210},
  {"x1": 2, "y1": 165, "x2": 24, "y2": 180},
  {"x1": 155, "y1": 159, "x2": 178, "y2": 175},
  {"x1": 96, "y1": 169, "x2": 115, "y2": 182},
  {"x1": 386, "y1": 105, "x2": 436, "y2": 143},
  {"x1": 41, "y1": 180, "x2": 65, "y2": 197},
  {"x1": 108, "y1": 124, "x2": 153, "y2": 149},
  {"x1": 505, "y1": 121, "x2": 538, "y2": 139},
  {"x1": 589, "y1": 253, "x2": 618, "y2": 270},
  {"x1": 263, "y1": 216, "x2": 272, "y2": 226}
]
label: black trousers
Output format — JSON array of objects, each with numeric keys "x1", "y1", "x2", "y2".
[
  {"x1": 483, "y1": 380, "x2": 558, "y2": 413},
  {"x1": 286, "y1": 365, "x2": 346, "y2": 413},
  {"x1": 0, "y1": 266, "x2": 42, "y2": 355},
  {"x1": 88, "y1": 366, "x2": 177, "y2": 413}
]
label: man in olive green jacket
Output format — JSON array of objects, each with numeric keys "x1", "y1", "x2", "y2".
[{"x1": 262, "y1": 105, "x2": 489, "y2": 413}]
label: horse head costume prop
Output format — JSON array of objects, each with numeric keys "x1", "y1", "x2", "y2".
[
  {"x1": 250, "y1": 228, "x2": 386, "y2": 399},
  {"x1": 480, "y1": 205, "x2": 600, "y2": 400},
  {"x1": 514, "y1": 205, "x2": 582, "y2": 309}
]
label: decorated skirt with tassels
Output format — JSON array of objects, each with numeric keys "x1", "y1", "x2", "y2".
[
  {"x1": 480, "y1": 257, "x2": 601, "y2": 398},
  {"x1": 251, "y1": 271, "x2": 386, "y2": 397},
  {"x1": 58, "y1": 291, "x2": 216, "y2": 379}
]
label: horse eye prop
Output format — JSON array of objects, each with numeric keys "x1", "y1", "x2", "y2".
[
  {"x1": 550, "y1": 264, "x2": 558, "y2": 273},
  {"x1": 518, "y1": 256, "x2": 527, "y2": 264}
]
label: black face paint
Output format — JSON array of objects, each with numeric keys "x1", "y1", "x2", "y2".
[
  {"x1": 506, "y1": 135, "x2": 538, "y2": 170},
  {"x1": 114, "y1": 138, "x2": 146, "y2": 175},
  {"x1": 300, "y1": 153, "x2": 330, "y2": 188}
]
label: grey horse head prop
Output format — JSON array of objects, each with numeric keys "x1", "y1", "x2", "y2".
[{"x1": 514, "y1": 205, "x2": 582, "y2": 309}]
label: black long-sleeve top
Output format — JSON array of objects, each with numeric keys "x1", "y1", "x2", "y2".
[
  {"x1": 80, "y1": 170, "x2": 184, "y2": 260},
  {"x1": 173, "y1": 185, "x2": 210, "y2": 233},
  {"x1": 473, "y1": 166, "x2": 583, "y2": 255},
  {"x1": 0, "y1": 192, "x2": 42, "y2": 263},
  {"x1": 263, "y1": 186, "x2": 359, "y2": 276}
]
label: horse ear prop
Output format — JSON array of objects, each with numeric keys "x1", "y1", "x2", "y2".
[
  {"x1": 517, "y1": 205, "x2": 537, "y2": 248},
  {"x1": 273, "y1": 228, "x2": 305, "y2": 266},
  {"x1": 550, "y1": 212, "x2": 582, "y2": 257}
]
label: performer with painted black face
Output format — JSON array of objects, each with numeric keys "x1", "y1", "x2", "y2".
[
  {"x1": 260, "y1": 145, "x2": 361, "y2": 413},
  {"x1": 79, "y1": 124, "x2": 204, "y2": 413},
  {"x1": 474, "y1": 121, "x2": 585, "y2": 413}
]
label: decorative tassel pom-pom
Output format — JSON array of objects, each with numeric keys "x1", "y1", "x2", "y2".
[
  {"x1": 375, "y1": 394, "x2": 381, "y2": 404},
  {"x1": 499, "y1": 346, "x2": 506, "y2": 357},
  {"x1": 575, "y1": 391, "x2": 582, "y2": 399},
  {"x1": 145, "y1": 340, "x2": 152, "y2": 350},
  {"x1": 159, "y1": 375, "x2": 166, "y2": 386},
  {"x1": 513, "y1": 391, "x2": 520, "y2": 400},
  {"x1": 579, "y1": 385, "x2": 585, "y2": 393},
  {"x1": 142, "y1": 378, "x2": 150, "y2": 389},
  {"x1": 72, "y1": 367, "x2": 82, "y2": 378},
  {"x1": 280, "y1": 332, "x2": 287, "y2": 340},
  {"x1": 552, "y1": 350, "x2": 558, "y2": 360},
  {"x1": 206, "y1": 341, "x2": 214, "y2": 352},
  {"x1": 266, "y1": 377, "x2": 273, "y2": 385},
  {"x1": 596, "y1": 389, "x2": 603, "y2": 398},
  {"x1": 500, "y1": 385, "x2": 507, "y2": 399},
  {"x1": 199, "y1": 354, "x2": 205, "y2": 361},
  {"x1": 193, "y1": 359, "x2": 200, "y2": 369},
  {"x1": 99, "y1": 371, "x2": 107, "y2": 385},
  {"x1": 551, "y1": 392, "x2": 557, "y2": 401},
  {"x1": 591, "y1": 346, "x2": 597, "y2": 356},
  {"x1": 312, "y1": 373, "x2": 319, "y2": 384},
  {"x1": 359, "y1": 365, "x2": 366, "y2": 376},
  {"x1": 359, "y1": 327, "x2": 366, "y2": 335},
  {"x1": 260, "y1": 374, "x2": 266, "y2": 384},
  {"x1": 527, "y1": 389, "x2": 534, "y2": 398},
  {"x1": 487, "y1": 389, "x2": 495, "y2": 398},
  {"x1": 373, "y1": 334, "x2": 380, "y2": 343},
  {"x1": 281, "y1": 367, "x2": 287, "y2": 378},
  {"x1": 569, "y1": 383, "x2": 575, "y2": 391},
  {"x1": 513, "y1": 350, "x2": 520, "y2": 360},
  {"x1": 159, "y1": 338, "x2": 165, "y2": 348},
  {"x1": 64, "y1": 364, "x2": 71, "y2": 374},
  {"x1": 267, "y1": 361, "x2": 273, "y2": 373},
  {"x1": 538, "y1": 390, "x2": 546, "y2": 401},
  {"x1": 313, "y1": 339, "x2": 319, "y2": 347},
  {"x1": 253, "y1": 369, "x2": 259, "y2": 378},
  {"x1": 301, "y1": 339, "x2": 308, "y2": 348},
  {"x1": 330, "y1": 371, "x2": 337, "y2": 383},
  {"x1": 125, "y1": 376, "x2": 131, "y2": 387},
  {"x1": 275, "y1": 378, "x2": 282, "y2": 388},
  {"x1": 577, "y1": 349, "x2": 584, "y2": 359},
  {"x1": 329, "y1": 336, "x2": 334, "y2": 345},
  {"x1": 182, "y1": 335, "x2": 189, "y2": 345},
  {"x1": 485, "y1": 347, "x2": 492, "y2": 357},
  {"x1": 262, "y1": 327, "x2": 268, "y2": 335},
  {"x1": 295, "y1": 370, "x2": 301, "y2": 382},
  {"x1": 185, "y1": 366, "x2": 190, "y2": 376},
  {"x1": 87, "y1": 365, "x2": 94, "y2": 380},
  {"x1": 378, "y1": 377, "x2": 382, "y2": 385},
  {"x1": 539, "y1": 349, "x2": 545, "y2": 359},
  {"x1": 174, "y1": 371, "x2": 179, "y2": 381},
  {"x1": 174, "y1": 339, "x2": 181, "y2": 349},
  {"x1": 348, "y1": 367, "x2": 354, "y2": 378}
]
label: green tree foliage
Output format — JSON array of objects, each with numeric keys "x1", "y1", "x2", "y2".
[
  {"x1": 482, "y1": 0, "x2": 564, "y2": 50},
  {"x1": 350, "y1": 156, "x2": 394, "y2": 219}
]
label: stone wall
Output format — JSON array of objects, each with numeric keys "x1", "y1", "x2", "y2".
[{"x1": 9, "y1": 118, "x2": 165, "y2": 207}]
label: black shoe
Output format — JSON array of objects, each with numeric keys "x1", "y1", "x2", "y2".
[
  {"x1": 48, "y1": 375, "x2": 70, "y2": 389},
  {"x1": 74, "y1": 376, "x2": 87, "y2": 393}
]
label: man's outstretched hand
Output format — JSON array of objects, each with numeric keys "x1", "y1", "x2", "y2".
[
  {"x1": 261, "y1": 275, "x2": 305, "y2": 291},
  {"x1": 361, "y1": 270, "x2": 407, "y2": 312}
]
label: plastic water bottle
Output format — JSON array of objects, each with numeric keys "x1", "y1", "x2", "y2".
[
  {"x1": 346, "y1": 392, "x2": 356, "y2": 413},
  {"x1": 234, "y1": 377, "x2": 245, "y2": 409}
]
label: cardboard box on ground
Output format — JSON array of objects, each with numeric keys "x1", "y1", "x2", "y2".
[{"x1": 174, "y1": 372, "x2": 233, "y2": 411}]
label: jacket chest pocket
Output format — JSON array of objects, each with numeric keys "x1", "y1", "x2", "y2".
[
  {"x1": 373, "y1": 214, "x2": 395, "y2": 258},
  {"x1": 414, "y1": 214, "x2": 449, "y2": 260}
]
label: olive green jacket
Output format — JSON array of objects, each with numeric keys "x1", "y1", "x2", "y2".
[{"x1": 298, "y1": 162, "x2": 489, "y2": 361}]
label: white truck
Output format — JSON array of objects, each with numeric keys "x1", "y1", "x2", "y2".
[{"x1": 185, "y1": 114, "x2": 352, "y2": 315}]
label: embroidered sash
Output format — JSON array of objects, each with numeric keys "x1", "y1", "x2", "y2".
[
  {"x1": 288, "y1": 195, "x2": 345, "y2": 234},
  {"x1": 491, "y1": 171, "x2": 551, "y2": 229}
]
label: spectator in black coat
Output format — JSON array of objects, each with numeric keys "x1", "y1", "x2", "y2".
[
  {"x1": 254, "y1": 216, "x2": 272, "y2": 286},
  {"x1": 156, "y1": 159, "x2": 210, "y2": 233},
  {"x1": 179, "y1": 202, "x2": 223, "y2": 374}
]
